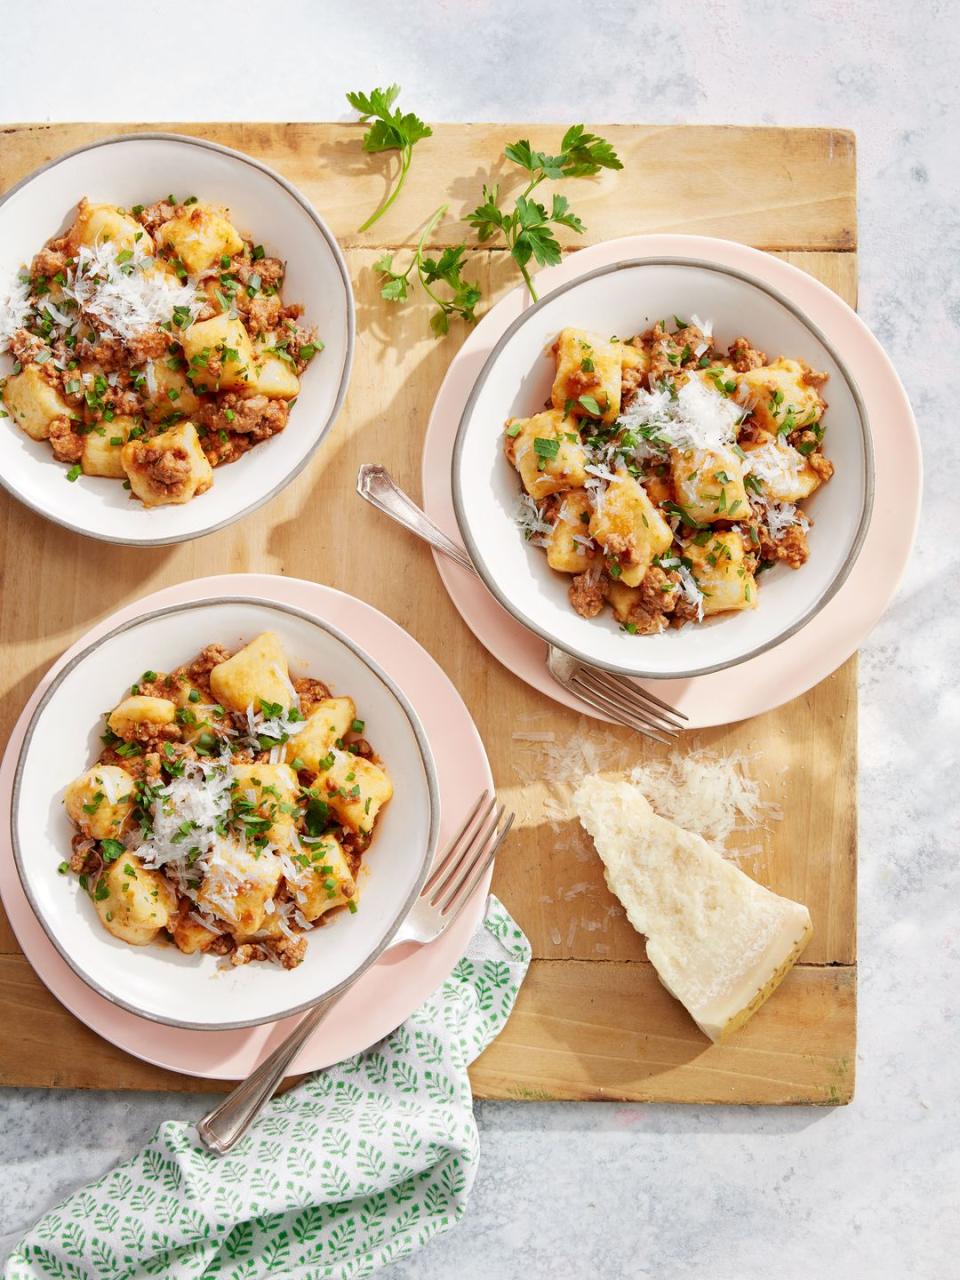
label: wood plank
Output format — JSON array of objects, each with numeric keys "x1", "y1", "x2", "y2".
[
  {"x1": 0, "y1": 955, "x2": 224, "y2": 1093},
  {"x1": 0, "y1": 952, "x2": 857, "y2": 1104},
  {"x1": 0, "y1": 123, "x2": 856, "y2": 252},
  {"x1": 0, "y1": 125, "x2": 857, "y2": 1100},
  {"x1": 470, "y1": 960, "x2": 856, "y2": 1104}
]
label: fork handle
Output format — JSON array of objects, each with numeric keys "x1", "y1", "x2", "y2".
[
  {"x1": 196, "y1": 989, "x2": 343, "y2": 1155},
  {"x1": 356, "y1": 464, "x2": 478, "y2": 577}
]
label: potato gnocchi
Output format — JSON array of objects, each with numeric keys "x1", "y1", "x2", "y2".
[
  {"x1": 61, "y1": 632, "x2": 392, "y2": 970},
  {"x1": 505, "y1": 322, "x2": 834, "y2": 634},
  {"x1": 0, "y1": 195, "x2": 322, "y2": 506}
]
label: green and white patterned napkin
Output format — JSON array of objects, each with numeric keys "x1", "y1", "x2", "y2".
[{"x1": 6, "y1": 896, "x2": 529, "y2": 1280}]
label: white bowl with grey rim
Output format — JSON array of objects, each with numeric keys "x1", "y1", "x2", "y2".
[
  {"x1": 11, "y1": 597, "x2": 440, "y2": 1031},
  {"x1": 0, "y1": 132, "x2": 353, "y2": 546},
  {"x1": 452, "y1": 255, "x2": 875, "y2": 679}
]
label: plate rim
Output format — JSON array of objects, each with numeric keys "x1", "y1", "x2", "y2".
[
  {"x1": 0, "y1": 130, "x2": 355, "y2": 547},
  {"x1": 10, "y1": 594, "x2": 441, "y2": 1032},
  {"x1": 451, "y1": 253, "x2": 876, "y2": 680}
]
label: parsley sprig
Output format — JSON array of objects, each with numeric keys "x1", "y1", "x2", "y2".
[
  {"x1": 375, "y1": 205, "x2": 481, "y2": 336},
  {"x1": 466, "y1": 126, "x2": 623, "y2": 301},
  {"x1": 346, "y1": 85, "x2": 433, "y2": 232}
]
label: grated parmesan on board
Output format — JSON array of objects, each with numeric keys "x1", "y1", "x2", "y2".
[
  {"x1": 628, "y1": 749, "x2": 780, "y2": 849},
  {"x1": 510, "y1": 717, "x2": 780, "y2": 856}
]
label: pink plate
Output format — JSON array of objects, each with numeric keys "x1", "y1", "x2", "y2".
[
  {"x1": 422, "y1": 234, "x2": 922, "y2": 728},
  {"x1": 0, "y1": 574, "x2": 493, "y2": 1080}
]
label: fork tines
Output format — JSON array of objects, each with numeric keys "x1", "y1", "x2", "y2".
[
  {"x1": 567, "y1": 663, "x2": 688, "y2": 744},
  {"x1": 422, "y1": 791, "x2": 515, "y2": 917}
]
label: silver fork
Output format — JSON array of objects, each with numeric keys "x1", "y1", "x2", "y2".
[
  {"x1": 356, "y1": 464, "x2": 687, "y2": 744},
  {"x1": 196, "y1": 792, "x2": 513, "y2": 1155}
]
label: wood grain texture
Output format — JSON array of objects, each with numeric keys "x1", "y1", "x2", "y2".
[
  {"x1": 0, "y1": 122, "x2": 857, "y2": 251},
  {"x1": 472, "y1": 962, "x2": 856, "y2": 1105},
  {"x1": 0, "y1": 124, "x2": 857, "y2": 1100}
]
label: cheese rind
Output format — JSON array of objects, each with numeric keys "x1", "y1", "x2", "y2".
[{"x1": 574, "y1": 776, "x2": 812, "y2": 1042}]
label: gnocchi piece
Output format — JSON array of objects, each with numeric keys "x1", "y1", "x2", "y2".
[
  {"x1": 546, "y1": 489, "x2": 595, "y2": 574},
  {"x1": 107, "y1": 695, "x2": 177, "y2": 740},
  {"x1": 589, "y1": 469, "x2": 674, "y2": 587},
  {"x1": 289, "y1": 834, "x2": 358, "y2": 921},
  {"x1": 642, "y1": 468, "x2": 673, "y2": 508},
  {"x1": 284, "y1": 696, "x2": 357, "y2": 773},
  {"x1": 742, "y1": 436, "x2": 823, "y2": 503},
  {"x1": 181, "y1": 313, "x2": 255, "y2": 391},
  {"x1": 163, "y1": 675, "x2": 223, "y2": 745},
  {"x1": 81, "y1": 415, "x2": 140, "y2": 479},
  {"x1": 735, "y1": 357, "x2": 825, "y2": 435},
  {"x1": 318, "y1": 750, "x2": 393, "y2": 835},
  {"x1": 230, "y1": 763, "x2": 299, "y2": 849},
  {"x1": 607, "y1": 578, "x2": 648, "y2": 625},
  {"x1": 73, "y1": 201, "x2": 153, "y2": 254},
  {"x1": 618, "y1": 341, "x2": 650, "y2": 376},
  {"x1": 2, "y1": 365, "x2": 74, "y2": 441},
  {"x1": 196, "y1": 839, "x2": 282, "y2": 934},
  {"x1": 92, "y1": 853, "x2": 177, "y2": 946},
  {"x1": 121, "y1": 421, "x2": 214, "y2": 508},
  {"x1": 171, "y1": 912, "x2": 220, "y2": 956},
  {"x1": 551, "y1": 328, "x2": 623, "y2": 423},
  {"x1": 64, "y1": 765, "x2": 135, "y2": 841},
  {"x1": 141, "y1": 361, "x2": 201, "y2": 422},
  {"x1": 685, "y1": 531, "x2": 758, "y2": 616},
  {"x1": 505, "y1": 409, "x2": 588, "y2": 500},
  {"x1": 246, "y1": 352, "x2": 300, "y2": 400},
  {"x1": 209, "y1": 631, "x2": 292, "y2": 714},
  {"x1": 157, "y1": 202, "x2": 244, "y2": 275},
  {"x1": 670, "y1": 446, "x2": 750, "y2": 525}
]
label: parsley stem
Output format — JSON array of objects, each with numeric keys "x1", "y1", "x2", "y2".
[
  {"x1": 517, "y1": 257, "x2": 539, "y2": 303},
  {"x1": 358, "y1": 145, "x2": 413, "y2": 233},
  {"x1": 521, "y1": 172, "x2": 547, "y2": 201},
  {"x1": 505, "y1": 222, "x2": 539, "y2": 303},
  {"x1": 415, "y1": 204, "x2": 452, "y2": 309},
  {"x1": 509, "y1": 171, "x2": 547, "y2": 303}
]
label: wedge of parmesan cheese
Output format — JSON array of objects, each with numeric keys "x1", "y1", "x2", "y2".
[{"x1": 574, "y1": 776, "x2": 812, "y2": 1042}]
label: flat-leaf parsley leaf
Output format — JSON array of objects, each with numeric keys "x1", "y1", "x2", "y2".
[
  {"x1": 346, "y1": 85, "x2": 433, "y2": 232},
  {"x1": 374, "y1": 205, "x2": 481, "y2": 336},
  {"x1": 466, "y1": 125, "x2": 623, "y2": 301}
]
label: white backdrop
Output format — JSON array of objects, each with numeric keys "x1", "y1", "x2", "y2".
[{"x1": 1, "y1": 2, "x2": 958, "y2": 1276}]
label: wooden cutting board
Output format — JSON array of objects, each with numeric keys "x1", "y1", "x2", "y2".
[{"x1": 0, "y1": 123, "x2": 857, "y2": 1102}]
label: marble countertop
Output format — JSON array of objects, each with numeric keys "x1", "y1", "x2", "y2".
[{"x1": 2, "y1": 1, "x2": 958, "y2": 1275}]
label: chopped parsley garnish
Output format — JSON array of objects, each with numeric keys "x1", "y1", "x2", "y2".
[
  {"x1": 662, "y1": 501, "x2": 705, "y2": 530},
  {"x1": 303, "y1": 795, "x2": 330, "y2": 836},
  {"x1": 533, "y1": 436, "x2": 561, "y2": 460}
]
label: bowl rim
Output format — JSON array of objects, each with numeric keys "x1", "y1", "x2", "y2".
[
  {"x1": 452, "y1": 254, "x2": 876, "y2": 679},
  {"x1": 10, "y1": 595, "x2": 442, "y2": 1031},
  {"x1": 0, "y1": 130, "x2": 356, "y2": 548}
]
